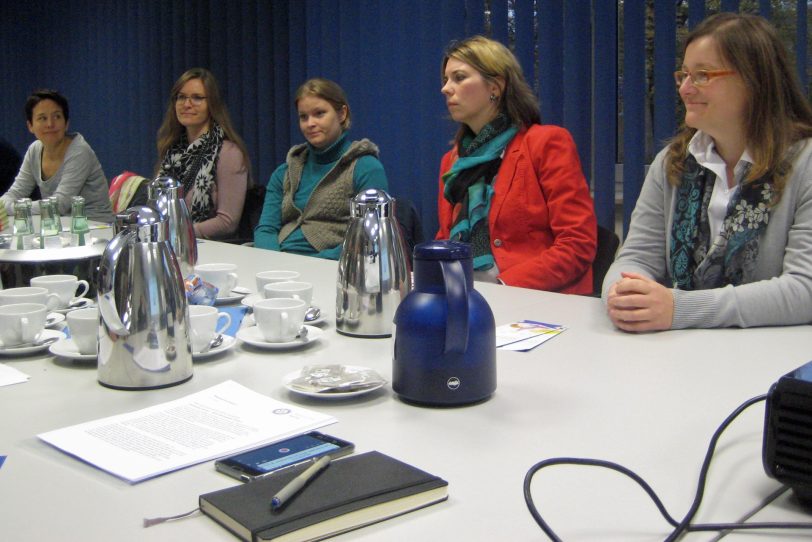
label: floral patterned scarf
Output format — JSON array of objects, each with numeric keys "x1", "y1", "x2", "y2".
[{"x1": 670, "y1": 154, "x2": 772, "y2": 290}]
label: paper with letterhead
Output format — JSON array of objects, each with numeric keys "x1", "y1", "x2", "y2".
[
  {"x1": 0, "y1": 363, "x2": 29, "y2": 387},
  {"x1": 37, "y1": 380, "x2": 336, "y2": 483},
  {"x1": 496, "y1": 320, "x2": 566, "y2": 351}
]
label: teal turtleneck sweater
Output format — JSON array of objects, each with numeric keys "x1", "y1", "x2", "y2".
[{"x1": 254, "y1": 132, "x2": 388, "y2": 259}]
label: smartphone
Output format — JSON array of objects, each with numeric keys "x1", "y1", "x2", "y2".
[{"x1": 215, "y1": 432, "x2": 354, "y2": 482}]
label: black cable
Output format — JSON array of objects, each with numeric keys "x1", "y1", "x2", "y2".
[{"x1": 524, "y1": 393, "x2": 812, "y2": 541}]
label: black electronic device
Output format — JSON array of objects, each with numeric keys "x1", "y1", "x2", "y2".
[
  {"x1": 763, "y1": 360, "x2": 812, "y2": 506},
  {"x1": 215, "y1": 432, "x2": 354, "y2": 482}
]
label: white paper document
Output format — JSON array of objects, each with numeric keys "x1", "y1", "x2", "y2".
[
  {"x1": 37, "y1": 380, "x2": 336, "y2": 483},
  {"x1": 0, "y1": 363, "x2": 29, "y2": 387},
  {"x1": 495, "y1": 320, "x2": 566, "y2": 351}
]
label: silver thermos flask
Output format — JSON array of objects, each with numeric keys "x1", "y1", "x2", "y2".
[{"x1": 97, "y1": 206, "x2": 193, "y2": 390}]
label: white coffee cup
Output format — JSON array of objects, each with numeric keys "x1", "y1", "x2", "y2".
[
  {"x1": 254, "y1": 298, "x2": 307, "y2": 342},
  {"x1": 0, "y1": 286, "x2": 60, "y2": 310},
  {"x1": 263, "y1": 281, "x2": 313, "y2": 306},
  {"x1": 30, "y1": 274, "x2": 90, "y2": 309},
  {"x1": 188, "y1": 305, "x2": 232, "y2": 352},
  {"x1": 194, "y1": 263, "x2": 238, "y2": 299},
  {"x1": 66, "y1": 307, "x2": 99, "y2": 355},
  {"x1": 0, "y1": 303, "x2": 47, "y2": 347},
  {"x1": 255, "y1": 270, "x2": 300, "y2": 293}
]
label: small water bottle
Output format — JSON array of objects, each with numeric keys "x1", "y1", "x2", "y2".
[
  {"x1": 39, "y1": 199, "x2": 61, "y2": 248},
  {"x1": 70, "y1": 196, "x2": 90, "y2": 246},
  {"x1": 12, "y1": 199, "x2": 34, "y2": 250},
  {"x1": 49, "y1": 196, "x2": 64, "y2": 233}
]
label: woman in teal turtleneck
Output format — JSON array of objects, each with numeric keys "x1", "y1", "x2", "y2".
[{"x1": 254, "y1": 78, "x2": 388, "y2": 259}]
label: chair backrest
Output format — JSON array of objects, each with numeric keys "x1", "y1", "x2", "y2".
[
  {"x1": 394, "y1": 197, "x2": 424, "y2": 263},
  {"x1": 592, "y1": 224, "x2": 620, "y2": 296},
  {"x1": 222, "y1": 184, "x2": 266, "y2": 245}
]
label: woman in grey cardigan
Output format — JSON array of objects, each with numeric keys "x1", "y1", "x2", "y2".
[
  {"x1": 1, "y1": 89, "x2": 112, "y2": 223},
  {"x1": 604, "y1": 13, "x2": 812, "y2": 331}
]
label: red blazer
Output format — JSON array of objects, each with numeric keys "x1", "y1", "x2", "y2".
[{"x1": 436, "y1": 125, "x2": 597, "y2": 293}]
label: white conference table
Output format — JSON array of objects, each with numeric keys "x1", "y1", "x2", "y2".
[{"x1": 2, "y1": 240, "x2": 812, "y2": 542}]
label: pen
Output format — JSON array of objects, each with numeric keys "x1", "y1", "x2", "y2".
[{"x1": 271, "y1": 455, "x2": 331, "y2": 510}]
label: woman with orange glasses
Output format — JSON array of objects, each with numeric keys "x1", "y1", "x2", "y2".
[{"x1": 604, "y1": 13, "x2": 812, "y2": 331}]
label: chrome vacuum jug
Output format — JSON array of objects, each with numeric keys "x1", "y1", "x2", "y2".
[
  {"x1": 148, "y1": 176, "x2": 197, "y2": 278},
  {"x1": 97, "y1": 206, "x2": 193, "y2": 390},
  {"x1": 392, "y1": 240, "x2": 496, "y2": 405},
  {"x1": 336, "y1": 189, "x2": 411, "y2": 337}
]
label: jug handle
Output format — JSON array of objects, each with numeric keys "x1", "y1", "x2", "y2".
[
  {"x1": 97, "y1": 229, "x2": 135, "y2": 336},
  {"x1": 440, "y1": 259, "x2": 469, "y2": 354}
]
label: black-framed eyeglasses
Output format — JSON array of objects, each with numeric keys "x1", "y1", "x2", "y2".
[
  {"x1": 175, "y1": 94, "x2": 207, "y2": 105},
  {"x1": 674, "y1": 69, "x2": 735, "y2": 87}
]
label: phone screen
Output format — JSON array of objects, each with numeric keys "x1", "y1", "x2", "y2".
[{"x1": 218, "y1": 433, "x2": 352, "y2": 478}]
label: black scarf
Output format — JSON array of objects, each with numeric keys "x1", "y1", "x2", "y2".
[{"x1": 159, "y1": 122, "x2": 225, "y2": 222}]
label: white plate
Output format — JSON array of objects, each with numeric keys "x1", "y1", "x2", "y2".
[
  {"x1": 192, "y1": 334, "x2": 237, "y2": 360},
  {"x1": 240, "y1": 293, "x2": 263, "y2": 308},
  {"x1": 49, "y1": 338, "x2": 96, "y2": 361},
  {"x1": 53, "y1": 298, "x2": 95, "y2": 314},
  {"x1": 282, "y1": 365, "x2": 386, "y2": 399},
  {"x1": 237, "y1": 325, "x2": 322, "y2": 350},
  {"x1": 0, "y1": 329, "x2": 67, "y2": 356},
  {"x1": 214, "y1": 292, "x2": 247, "y2": 305},
  {"x1": 45, "y1": 312, "x2": 66, "y2": 328}
]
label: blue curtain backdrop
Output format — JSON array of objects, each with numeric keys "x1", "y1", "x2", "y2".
[{"x1": 0, "y1": 1, "x2": 807, "y2": 238}]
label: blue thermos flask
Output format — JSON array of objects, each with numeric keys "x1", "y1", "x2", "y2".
[{"x1": 392, "y1": 240, "x2": 496, "y2": 406}]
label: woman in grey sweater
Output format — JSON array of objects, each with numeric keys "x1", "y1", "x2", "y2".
[
  {"x1": 603, "y1": 13, "x2": 812, "y2": 331},
  {"x1": 1, "y1": 89, "x2": 112, "y2": 223}
]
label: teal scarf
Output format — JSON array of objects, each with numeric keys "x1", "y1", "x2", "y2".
[{"x1": 443, "y1": 117, "x2": 517, "y2": 269}]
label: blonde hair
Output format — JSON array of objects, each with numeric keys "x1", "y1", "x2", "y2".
[
  {"x1": 442, "y1": 36, "x2": 540, "y2": 143},
  {"x1": 294, "y1": 78, "x2": 351, "y2": 130},
  {"x1": 666, "y1": 13, "x2": 812, "y2": 201},
  {"x1": 155, "y1": 68, "x2": 251, "y2": 182}
]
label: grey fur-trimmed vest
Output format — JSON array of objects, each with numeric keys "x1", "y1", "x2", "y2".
[{"x1": 278, "y1": 138, "x2": 380, "y2": 251}]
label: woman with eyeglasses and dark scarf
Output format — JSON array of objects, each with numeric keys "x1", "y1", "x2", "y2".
[
  {"x1": 604, "y1": 13, "x2": 812, "y2": 331},
  {"x1": 156, "y1": 68, "x2": 251, "y2": 240}
]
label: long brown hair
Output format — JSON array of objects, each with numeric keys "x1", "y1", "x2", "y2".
[
  {"x1": 666, "y1": 13, "x2": 812, "y2": 200},
  {"x1": 442, "y1": 36, "x2": 540, "y2": 144},
  {"x1": 155, "y1": 67, "x2": 252, "y2": 182}
]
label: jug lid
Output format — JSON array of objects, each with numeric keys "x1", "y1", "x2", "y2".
[
  {"x1": 149, "y1": 176, "x2": 184, "y2": 199},
  {"x1": 414, "y1": 240, "x2": 471, "y2": 261},
  {"x1": 351, "y1": 189, "x2": 394, "y2": 217},
  {"x1": 116, "y1": 205, "x2": 168, "y2": 242}
]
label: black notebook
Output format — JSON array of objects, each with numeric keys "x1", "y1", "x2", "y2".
[{"x1": 200, "y1": 450, "x2": 449, "y2": 542}]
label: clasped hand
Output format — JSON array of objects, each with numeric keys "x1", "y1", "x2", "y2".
[{"x1": 606, "y1": 272, "x2": 674, "y2": 332}]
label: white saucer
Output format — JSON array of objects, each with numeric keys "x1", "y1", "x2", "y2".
[
  {"x1": 240, "y1": 293, "x2": 263, "y2": 308},
  {"x1": 192, "y1": 334, "x2": 237, "y2": 359},
  {"x1": 214, "y1": 292, "x2": 247, "y2": 305},
  {"x1": 237, "y1": 325, "x2": 323, "y2": 350},
  {"x1": 0, "y1": 329, "x2": 67, "y2": 356},
  {"x1": 49, "y1": 338, "x2": 96, "y2": 361},
  {"x1": 282, "y1": 366, "x2": 386, "y2": 399},
  {"x1": 45, "y1": 312, "x2": 66, "y2": 328},
  {"x1": 243, "y1": 312, "x2": 326, "y2": 327},
  {"x1": 54, "y1": 299, "x2": 95, "y2": 314}
]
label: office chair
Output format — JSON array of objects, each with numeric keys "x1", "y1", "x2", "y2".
[{"x1": 592, "y1": 224, "x2": 620, "y2": 296}]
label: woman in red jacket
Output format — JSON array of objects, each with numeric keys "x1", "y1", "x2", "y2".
[{"x1": 437, "y1": 36, "x2": 597, "y2": 293}]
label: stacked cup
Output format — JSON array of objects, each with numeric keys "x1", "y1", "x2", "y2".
[
  {"x1": 0, "y1": 303, "x2": 47, "y2": 348},
  {"x1": 252, "y1": 270, "x2": 310, "y2": 343}
]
